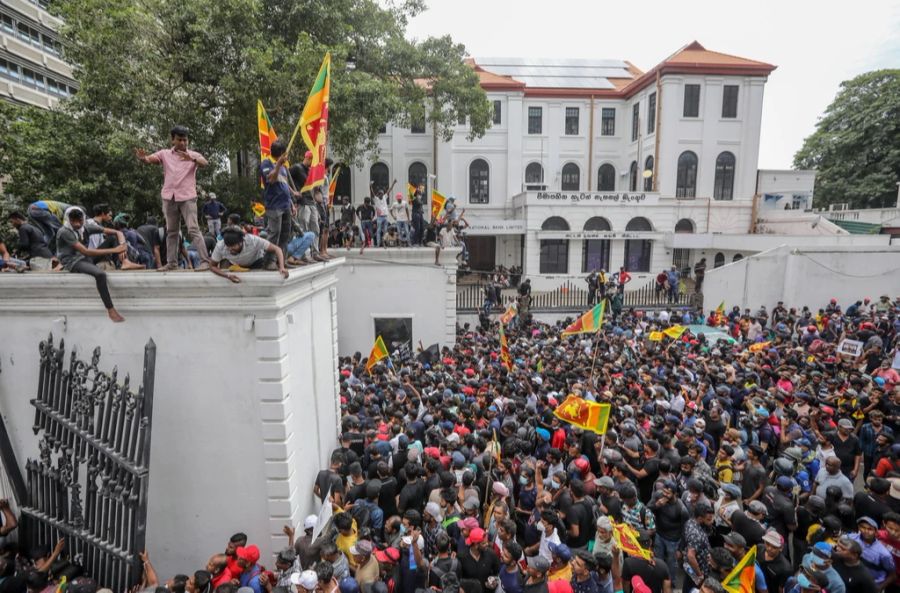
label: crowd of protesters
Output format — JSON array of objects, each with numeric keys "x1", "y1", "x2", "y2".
[{"x1": 0, "y1": 126, "x2": 475, "y2": 319}]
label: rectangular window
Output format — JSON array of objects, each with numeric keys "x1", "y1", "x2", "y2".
[
  {"x1": 564, "y1": 107, "x2": 579, "y2": 135},
  {"x1": 373, "y1": 318, "x2": 413, "y2": 357},
  {"x1": 528, "y1": 106, "x2": 542, "y2": 134},
  {"x1": 1, "y1": 59, "x2": 19, "y2": 81},
  {"x1": 722, "y1": 85, "x2": 739, "y2": 118},
  {"x1": 17, "y1": 23, "x2": 30, "y2": 43},
  {"x1": 22, "y1": 68, "x2": 35, "y2": 86},
  {"x1": 647, "y1": 92, "x2": 656, "y2": 134},
  {"x1": 631, "y1": 103, "x2": 639, "y2": 141},
  {"x1": 492, "y1": 100, "x2": 501, "y2": 125},
  {"x1": 1, "y1": 14, "x2": 14, "y2": 35},
  {"x1": 683, "y1": 84, "x2": 701, "y2": 117},
  {"x1": 600, "y1": 108, "x2": 615, "y2": 136},
  {"x1": 42, "y1": 34, "x2": 59, "y2": 56},
  {"x1": 539, "y1": 240, "x2": 568, "y2": 274}
]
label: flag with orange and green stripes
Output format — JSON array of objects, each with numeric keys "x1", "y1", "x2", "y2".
[
  {"x1": 561, "y1": 300, "x2": 606, "y2": 336},
  {"x1": 299, "y1": 53, "x2": 331, "y2": 193},
  {"x1": 366, "y1": 335, "x2": 389, "y2": 372}
]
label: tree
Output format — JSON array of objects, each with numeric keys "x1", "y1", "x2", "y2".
[{"x1": 794, "y1": 70, "x2": 900, "y2": 209}]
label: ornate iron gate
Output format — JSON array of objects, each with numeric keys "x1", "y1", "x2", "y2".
[{"x1": 21, "y1": 334, "x2": 156, "y2": 593}]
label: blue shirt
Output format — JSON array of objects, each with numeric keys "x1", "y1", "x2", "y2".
[
  {"x1": 240, "y1": 564, "x2": 263, "y2": 593},
  {"x1": 260, "y1": 159, "x2": 293, "y2": 211}
]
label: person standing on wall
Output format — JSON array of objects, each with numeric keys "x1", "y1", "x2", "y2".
[
  {"x1": 203, "y1": 193, "x2": 227, "y2": 238},
  {"x1": 694, "y1": 258, "x2": 707, "y2": 293},
  {"x1": 260, "y1": 139, "x2": 300, "y2": 269},
  {"x1": 135, "y1": 125, "x2": 211, "y2": 271}
]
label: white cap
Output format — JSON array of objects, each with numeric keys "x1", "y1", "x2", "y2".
[
  {"x1": 292, "y1": 570, "x2": 319, "y2": 591},
  {"x1": 304, "y1": 514, "x2": 318, "y2": 530}
]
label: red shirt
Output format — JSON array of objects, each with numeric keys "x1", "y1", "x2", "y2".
[
  {"x1": 878, "y1": 529, "x2": 900, "y2": 575},
  {"x1": 212, "y1": 568, "x2": 234, "y2": 588},
  {"x1": 226, "y1": 556, "x2": 244, "y2": 578}
]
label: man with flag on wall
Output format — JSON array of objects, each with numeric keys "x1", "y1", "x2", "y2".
[{"x1": 259, "y1": 139, "x2": 299, "y2": 267}]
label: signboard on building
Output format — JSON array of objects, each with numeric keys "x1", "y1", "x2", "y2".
[
  {"x1": 531, "y1": 191, "x2": 660, "y2": 206},
  {"x1": 465, "y1": 219, "x2": 526, "y2": 235}
]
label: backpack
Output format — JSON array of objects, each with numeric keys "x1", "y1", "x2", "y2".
[
  {"x1": 351, "y1": 501, "x2": 373, "y2": 532},
  {"x1": 429, "y1": 557, "x2": 460, "y2": 584}
]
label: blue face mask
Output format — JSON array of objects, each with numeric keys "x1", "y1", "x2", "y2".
[
  {"x1": 549, "y1": 481, "x2": 561, "y2": 490},
  {"x1": 398, "y1": 524, "x2": 407, "y2": 536},
  {"x1": 519, "y1": 476, "x2": 529, "y2": 486}
]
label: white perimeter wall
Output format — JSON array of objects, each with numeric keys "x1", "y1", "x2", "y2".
[
  {"x1": 334, "y1": 248, "x2": 460, "y2": 356},
  {"x1": 702, "y1": 245, "x2": 900, "y2": 311},
  {"x1": 0, "y1": 264, "x2": 342, "y2": 579}
]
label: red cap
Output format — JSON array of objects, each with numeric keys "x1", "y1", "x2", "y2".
[
  {"x1": 236, "y1": 545, "x2": 260, "y2": 564},
  {"x1": 304, "y1": 150, "x2": 313, "y2": 159},
  {"x1": 374, "y1": 548, "x2": 400, "y2": 563},
  {"x1": 465, "y1": 528, "x2": 486, "y2": 546},
  {"x1": 465, "y1": 368, "x2": 475, "y2": 377},
  {"x1": 574, "y1": 458, "x2": 589, "y2": 473}
]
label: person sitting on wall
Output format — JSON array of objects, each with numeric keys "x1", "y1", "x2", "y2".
[{"x1": 209, "y1": 227, "x2": 289, "y2": 283}]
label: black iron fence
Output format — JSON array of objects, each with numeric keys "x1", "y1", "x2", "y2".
[
  {"x1": 457, "y1": 279, "x2": 690, "y2": 313},
  {"x1": 21, "y1": 334, "x2": 156, "y2": 593}
]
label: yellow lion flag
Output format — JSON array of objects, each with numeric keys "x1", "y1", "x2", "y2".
[{"x1": 366, "y1": 335, "x2": 389, "y2": 372}]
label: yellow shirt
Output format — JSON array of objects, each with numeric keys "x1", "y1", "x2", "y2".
[
  {"x1": 548, "y1": 563, "x2": 572, "y2": 582},
  {"x1": 715, "y1": 458, "x2": 733, "y2": 484},
  {"x1": 335, "y1": 517, "x2": 359, "y2": 568}
]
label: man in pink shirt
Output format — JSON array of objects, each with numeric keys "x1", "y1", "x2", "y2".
[{"x1": 135, "y1": 125, "x2": 210, "y2": 270}]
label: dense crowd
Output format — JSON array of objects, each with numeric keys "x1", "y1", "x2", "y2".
[{"x1": 100, "y1": 293, "x2": 893, "y2": 593}]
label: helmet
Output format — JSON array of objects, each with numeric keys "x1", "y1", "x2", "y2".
[
  {"x1": 773, "y1": 458, "x2": 794, "y2": 476},
  {"x1": 783, "y1": 447, "x2": 803, "y2": 462}
]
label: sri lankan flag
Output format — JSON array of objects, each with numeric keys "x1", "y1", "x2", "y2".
[
  {"x1": 431, "y1": 189, "x2": 447, "y2": 220},
  {"x1": 366, "y1": 335, "x2": 389, "y2": 373},
  {"x1": 553, "y1": 395, "x2": 612, "y2": 434},
  {"x1": 499, "y1": 304, "x2": 516, "y2": 325},
  {"x1": 328, "y1": 165, "x2": 341, "y2": 206},
  {"x1": 610, "y1": 519, "x2": 652, "y2": 560},
  {"x1": 499, "y1": 324, "x2": 511, "y2": 370},
  {"x1": 407, "y1": 182, "x2": 417, "y2": 201},
  {"x1": 722, "y1": 546, "x2": 756, "y2": 593},
  {"x1": 561, "y1": 300, "x2": 605, "y2": 336},
  {"x1": 714, "y1": 300, "x2": 726, "y2": 326},
  {"x1": 748, "y1": 341, "x2": 771, "y2": 353},
  {"x1": 662, "y1": 324, "x2": 687, "y2": 339},
  {"x1": 257, "y1": 100, "x2": 278, "y2": 162},
  {"x1": 298, "y1": 52, "x2": 331, "y2": 193}
]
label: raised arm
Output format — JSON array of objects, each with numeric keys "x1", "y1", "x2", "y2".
[
  {"x1": 0, "y1": 500, "x2": 16, "y2": 536},
  {"x1": 135, "y1": 148, "x2": 161, "y2": 165}
]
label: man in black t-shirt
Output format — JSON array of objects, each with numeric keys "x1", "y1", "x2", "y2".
[
  {"x1": 834, "y1": 536, "x2": 877, "y2": 593},
  {"x1": 622, "y1": 535, "x2": 671, "y2": 593},
  {"x1": 355, "y1": 198, "x2": 375, "y2": 247},
  {"x1": 564, "y1": 480, "x2": 595, "y2": 550},
  {"x1": 8, "y1": 211, "x2": 53, "y2": 270},
  {"x1": 136, "y1": 219, "x2": 163, "y2": 269},
  {"x1": 826, "y1": 419, "x2": 862, "y2": 479},
  {"x1": 727, "y1": 501, "x2": 768, "y2": 547},
  {"x1": 314, "y1": 452, "x2": 346, "y2": 504}
]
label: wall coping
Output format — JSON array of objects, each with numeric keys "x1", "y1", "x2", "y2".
[{"x1": 0, "y1": 259, "x2": 344, "y2": 313}]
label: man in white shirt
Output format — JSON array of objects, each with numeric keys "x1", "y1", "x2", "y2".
[
  {"x1": 389, "y1": 193, "x2": 410, "y2": 245},
  {"x1": 370, "y1": 180, "x2": 394, "y2": 246},
  {"x1": 209, "y1": 228, "x2": 288, "y2": 283}
]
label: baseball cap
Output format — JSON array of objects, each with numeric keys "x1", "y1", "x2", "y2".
[
  {"x1": 748, "y1": 500, "x2": 767, "y2": 515},
  {"x1": 595, "y1": 476, "x2": 615, "y2": 489},
  {"x1": 812, "y1": 542, "x2": 833, "y2": 559},
  {"x1": 530, "y1": 556, "x2": 551, "y2": 573},
  {"x1": 776, "y1": 476, "x2": 794, "y2": 490},
  {"x1": 236, "y1": 545, "x2": 260, "y2": 564},
  {"x1": 762, "y1": 529, "x2": 784, "y2": 548},
  {"x1": 802, "y1": 553, "x2": 826, "y2": 571},
  {"x1": 374, "y1": 548, "x2": 401, "y2": 564},
  {"x1": 425, "y1": 502, "x2": 443, "y2": 521},
  {"x1": 292, "y1": 571, "x2": 318, "y2": 591},
  {"x1": 304, "y1": 514, "x2": 318, "y2": 530},
  {"x1": 838, "y1": 418, "x2": 854, "y2": 430},
  {"x1": 857, "y1": 516, "x2": 878, "y2": 528},
  {"x1": 723, "y1": 532, "x2": 746, "y2": 548},
  {"x1": 549, "y1": 542, "x2": 572, "y2": 561},
  {"x1": 459, "y1": 517, "x2": 479, "y2": 530},
  {"x1": 465, "y1": 528, "x2": 486, "y2": 546},
  {"x1": 349, "y1": 540, "x2": 373, "y2": 556}
]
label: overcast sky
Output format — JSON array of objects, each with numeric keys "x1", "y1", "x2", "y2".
[{"x1": 407, "y1": 0, "x2": 900, "y2": 169}]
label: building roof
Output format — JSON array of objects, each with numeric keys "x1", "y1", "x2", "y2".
[
  {"x1": 831, "y1": 219, "x2": 883, "y2": 235},
  {"x1": 470, "y1": 41, "x2": 776, "y2": 98}
]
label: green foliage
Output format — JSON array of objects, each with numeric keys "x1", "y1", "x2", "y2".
[
  {"x1": 794, "y1": 70, "x2": 900, "y2": 209},
  {"x1": 0, "y1": 0, "x2": 490, "y2": 221}
]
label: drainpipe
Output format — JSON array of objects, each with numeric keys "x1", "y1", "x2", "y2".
[
  {"x1": 652, "y1": 70, "x2": 661, "y2": 192},
  {"x1": 749, "y1": 169, "x2": 761, "y2": 233},
  {"x1": 588, "y1": 94, "x2": 595, "y2": 190}
]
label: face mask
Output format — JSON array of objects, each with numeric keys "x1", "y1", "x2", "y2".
[
  {"x1": 519, "y1": 476, "x2": 529, "y2": 485},
  {"x1": 549, "y1": 481, "x2": 561, "y2": 490},
  {"x1": 398, "y1": 524, "x2": 407, "y2": 536}
]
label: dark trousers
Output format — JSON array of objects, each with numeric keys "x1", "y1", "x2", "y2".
[
  {"x1": 265, "y1": 208, "x2": 292, "y2": 254},
  {"x1": 71, "y1": 259, "x2": 113, "y2": 310},
  {"x1": 411, "y1": 213, "x2": 425, "y2": 245}
]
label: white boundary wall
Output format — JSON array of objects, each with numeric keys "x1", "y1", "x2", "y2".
[
  {"x1": 0, "y1": 262, "x2": 342, "y2": 578},
  {"x1": 702, "y1": 245, "x2": 900, "y2": 311}
]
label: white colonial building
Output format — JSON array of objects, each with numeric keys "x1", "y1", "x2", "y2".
[{"x1": 335, "y1": 42, "x2": 878, "y2": 289}]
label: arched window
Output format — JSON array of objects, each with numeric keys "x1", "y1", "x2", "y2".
[
  {"x1": 713, "y1": 151, "x2": 736, "y2": 200},
  {"x1": 714, "y1": 253, "x2": 725, "y2": 268},
  {"x1": 469, "y1": 159, "x2": 490, "y2": 204},
  {"x1": 629, "y1": 161, "x2": 638, "y2": 192},
  {"x1": 525, "y1": 162, "x2": 544, "y2": 190},
  {"x1": 540, "y1": 217, "x2": 569, "y2": 274},
  {"x1": 597, "y1": 164, "x2": 615, "y2": 191},
  {"x1": 408, "y1": 162, "x2": 427, "y2": 192},
  {"x1": 370, "y1": 163, "x2": 389, "y2": 192},
  {"x1": 672, "y1": 217, "x2": 694, "y2": 275},
  {"x1": 624, "y1": 217, "x2": 652, "y2": 272},
  {"x1": 676, "y1": 151, "x2": 698, "y2": 198},
  {"x1": 643, "y1": 156, "x2": 654, "y2": 192},
  {"x1": 733, "y1": 253, "x2": 744, "y2": 262},
  {"x1": 561, "y1": 163, "x2": 580, "y2": 191},
  {"x1": 582, "y1": 217, "x2": 611, "y2": 273},
  {"x1": 674, "y1": 218, "x2": 695, "y2": 233}
]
